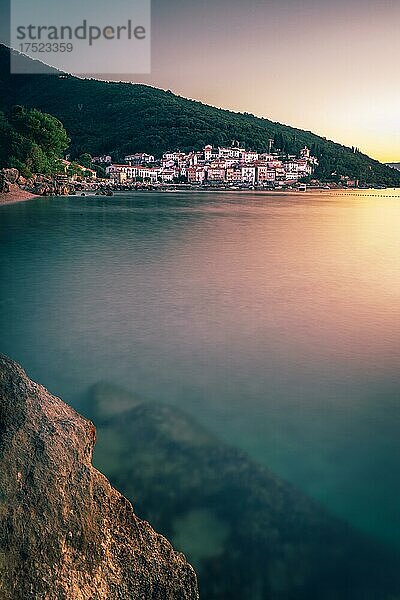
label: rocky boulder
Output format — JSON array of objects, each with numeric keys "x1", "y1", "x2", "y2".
[
  {"x1": 0, "y1": 355, "x2": 199, "y2": 600},
  {"x1": 0, "y1": 168, "x2": 19, "y2": 184},
  {"x1": 0, "y1": 172, "x2": 10, "y2": 194},
  {"x1": 0, "y1": 168, "x2": 21, "y2": 193}
]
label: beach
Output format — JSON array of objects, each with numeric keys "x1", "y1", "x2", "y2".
[{"x1": 0, "y1": 184, "x2": 39, "y2": 206}]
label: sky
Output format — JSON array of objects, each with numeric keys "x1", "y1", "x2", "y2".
[{"x1": 1, "y1": 0, "x2": 399, "y2": 162}]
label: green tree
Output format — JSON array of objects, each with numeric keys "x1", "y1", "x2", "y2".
[
  {"x1": 0, "y1": 111, "x2": 13, "y2": 166},
  {"x1": 78, "y1": 153, "x2": 93, "y2": 169},
  {"x1": 67, "y1": 162, "x2": 83, "y2": 177},
  {"x1": 1, "y1": 106, "x2": 70, "y2": 177}
]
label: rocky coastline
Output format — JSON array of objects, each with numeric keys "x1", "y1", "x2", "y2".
[
  {"x1": 0, "y1": 168, "x2": 69, "y2": 205},
  {"x1": 0, "y1": 355, "x2": 199, "y2": 600}
]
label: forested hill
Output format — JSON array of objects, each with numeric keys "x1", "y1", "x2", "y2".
[{"x1": 1, "y1": 44, "x2": 399, "y2": 186}]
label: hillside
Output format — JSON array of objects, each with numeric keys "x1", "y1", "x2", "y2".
[
  {"x1": 1, "y1": 44, "x2": 399, "y2": 186},
  {"x1": 0, "y1": 355, "x2": 198, "y2": 600}
]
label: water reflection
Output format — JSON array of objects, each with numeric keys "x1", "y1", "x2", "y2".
[{"x1": 0, "y1": 190, "x2": 399, "y2": 550}]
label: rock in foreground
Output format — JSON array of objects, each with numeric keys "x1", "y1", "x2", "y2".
[{"x1": 0, "y1": 355, "x2": 198, "y2": 600}]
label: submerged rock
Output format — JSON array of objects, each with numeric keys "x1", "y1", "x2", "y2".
[
  {"x1": 0, "y1": 355, "x2": 199, "y2": 600},
  {"x1": 87, "y1": 382, "x2": 400, "y2": 600}
]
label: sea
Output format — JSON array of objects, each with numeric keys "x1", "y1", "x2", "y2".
[{"x1": 1, "y1": 188, "x2": 399, "y2": 547}]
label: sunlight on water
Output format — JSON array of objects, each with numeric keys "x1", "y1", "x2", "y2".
[{"x1": 1, "y1": 189, "x2": 399, "y2": 546}]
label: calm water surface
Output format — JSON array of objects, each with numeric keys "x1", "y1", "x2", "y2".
[{"x1": 1, "y1": 190, "x2": 399, "y2": 546}]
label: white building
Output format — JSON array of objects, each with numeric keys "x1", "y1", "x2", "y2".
[
  {"x1": 256, "y1": 165, "x2": 275, "y2": 184},
  {"x1": 207, "y1": 167, "x2": 226, "y2": 182},
  {"x1": 92, "y1": 155, "x2": 112, "y2": 164},
  {"x1": 241, "y1": 165, "x2": 256, "y2": 184},
  {"x1": 218, "y1": 146, "x2": 244, "y2": 160},
  {"x1": 187, "y1": 167, "x2": 206, "y2": 183},
  {"x1": 285, "y1": 172, "x2": 300, "y2": 181},
  {"x1": 242, "y1": 150, "x2": 259, "y2": 163},
  {"x1": 204, "y1": 145, "x2": 213, "y2": 161},
  {"x1": 137, "y1": 167, "x2": 159, "y2": 182},
  {"x1": 259, "y1": 153, "x2": 275, "y2": 162},
  {"x1": 204, "y1": 145, "x2": 220, "y2": 162},
  {"x1": 160, "y1": 169, "x2": 178, "y2": 182},
  {"x1": 162, "y1": 152, "x2": 187, "y2": 166},
  {"x1": 106, "y1": 164, "x2": 136, "y2": 180},
  {"x1": 300, "y1": 146, "x2": 310, "y2": 159},
  {"x1": 125, "y1": 153, "x2": 155, "y2": 165}
]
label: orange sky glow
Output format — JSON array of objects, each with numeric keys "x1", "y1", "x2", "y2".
[{"x1": 131, "y1": 0, "x2": 400, "y2": 163}]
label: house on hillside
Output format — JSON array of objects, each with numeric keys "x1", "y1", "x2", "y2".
[
  {"x1": 125, "y1": 153, "x2": 155, "y2": 165},
  {"x1": 61, "y1": 159, "x2": 97, "y2": 179}
]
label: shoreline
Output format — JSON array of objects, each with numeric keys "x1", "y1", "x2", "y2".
[
  {"x1": 105, "y1": 186, "x2": 400, "y2": 196},
  {"x1": 1, "y1": 185, "x2": 398, "y2": 206},
  {"x1": 0, "y1": 185, "x2": 40, "y2": 207}
]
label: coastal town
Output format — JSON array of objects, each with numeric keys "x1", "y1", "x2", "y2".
[
  {"x1": 1, "y1": 140, "x2": 364, "y2": 205},
  {"x1": 91, "y1": 142, "x2": 322, "y2": 189}
]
